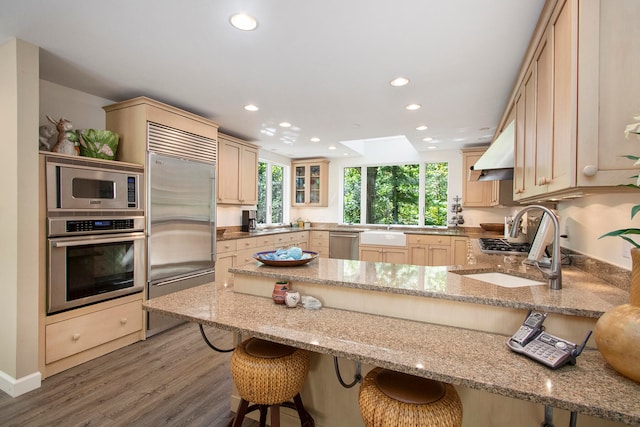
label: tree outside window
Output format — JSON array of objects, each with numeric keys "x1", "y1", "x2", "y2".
[
  {"x1": 342, "y1": 162, "x2": 448, "y2": 226},
  {"x1": 257, "y1": 161, "x2": 286, "y2": 225}
]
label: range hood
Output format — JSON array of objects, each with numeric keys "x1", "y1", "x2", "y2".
[{"x1": 470, "y1": 120, "x2": 515, "y2": 181}]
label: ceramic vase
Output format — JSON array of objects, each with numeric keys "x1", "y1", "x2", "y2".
[
  {"x1": 285, "y1": 291, "x2": 300, "y2": 308},
  {"x1": 272, "y1": 281, "x2": 289, "y2": 304},
  {"x1": 594, "y1": 247, "x2": 640, "y2": 382}
]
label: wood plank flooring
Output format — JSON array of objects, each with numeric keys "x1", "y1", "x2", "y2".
[{"x1": 0, "y1": 323, "x2": 260, "y2": 427}]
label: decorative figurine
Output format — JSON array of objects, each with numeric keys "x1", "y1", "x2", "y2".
[
  {"x1": 47, "y1": 115, "x2": 79, "y2": 155},
  {"x1": 38, "y1": 124, "x2": 57, "y2": 151}
]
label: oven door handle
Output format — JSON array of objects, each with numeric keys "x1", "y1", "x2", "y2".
[{"x1": 52, "y1": 233, "x2": 145, "y2": 247}]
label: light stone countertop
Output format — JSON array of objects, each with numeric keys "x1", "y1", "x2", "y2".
[
  {"x1": 143, "y1": 283, "x2": 640, "y2": 425},
  {"x1": 229, "y1": 257, "x2": 629, "y2": 318}
]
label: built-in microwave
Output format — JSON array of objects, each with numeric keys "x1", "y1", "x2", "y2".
[{"x1": 45, "y1": 156, "x2": 144, "y2": 212}]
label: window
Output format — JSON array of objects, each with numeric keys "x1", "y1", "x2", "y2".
[
  {"x1": 257, "y1": 161, "x2": 288, "y2": 225},
  {"x1": 342, "y1": 162, "x2": 448, "y2": 226}
]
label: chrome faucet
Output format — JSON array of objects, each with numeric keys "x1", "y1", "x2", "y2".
[{"x1": 510, "y1": 205, "x2": 562, "y2": 290}]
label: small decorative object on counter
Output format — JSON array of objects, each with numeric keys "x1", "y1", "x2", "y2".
[
  {"x1": 285, "y1": 291, "x2": 300, "y2": 308},
  {"x1": 303, "y1": 220, "x2": 311, "y2": 229},
  {"x1": 272, "y1": 281, "x2": 290, "y2": 304},
  {"x1": 47, "y1": 115, "x2": 79, "y2": 156},
  {"x1": 301, "y1": 295, "x2": 322, "y2": 310},
  {"x1": 448, "y1": 195, "x2": 464, "y2": 227}
]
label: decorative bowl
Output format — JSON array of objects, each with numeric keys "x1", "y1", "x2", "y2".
[
  {"x1": 216, "y1": 228, "x2": 227, "y2": 238},
  {"x1": 253, "y1": 250, "x2": 319, "y2": 267},
  {"x1": 480, "y1": 223, "x2": 505, "y2": 233}
]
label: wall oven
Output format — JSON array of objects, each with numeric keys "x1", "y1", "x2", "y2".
[
  {"x1": 45, "y1": 154, "x2": 146, "y2": 315},
  {"x1": 47, "y1": 217, "x2": 145, "y2": 314}
]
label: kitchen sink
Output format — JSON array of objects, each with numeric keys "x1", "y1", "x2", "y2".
[
  {"x1": 359, "y1": 230, "x2": 406, "y2": 246},
  {"x1": 461, "y1": 272, "x2": 545, "y2": 288}
]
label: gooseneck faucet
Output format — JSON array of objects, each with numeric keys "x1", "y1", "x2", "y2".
[{"x1": 510, "y1": 205, "x2": 562, "y2": 290}]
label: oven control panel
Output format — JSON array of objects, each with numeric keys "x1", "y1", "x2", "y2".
[
  {"x1": 66, "y1": 219, "x2": 136, "y2": 233},
  {"x1": 48, "y1": 216, "x2": 145, "y2": 237}
]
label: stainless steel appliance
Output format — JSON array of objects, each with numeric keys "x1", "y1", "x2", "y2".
[
  {"x1": 329, "y1": 232, "x2": 359, "y2": 260},
  {"x1": 47, "y1": 216, "x2": 145, "y2": 314},
  {"x1": 146, "y1": 123, "x2": 217, "y2": 336},
  {"x1": 45, "y1": 156, "x2": 143, "y2": 212},
  {"x1": 478, "y1": 238, "x2": 531, "y2": 255},
  {"x1": 45, "y1": 155, "x2": 146, "y2": 314},
  {"x1": 242, "y1": 209, "x2": 256, "y2": 232}
]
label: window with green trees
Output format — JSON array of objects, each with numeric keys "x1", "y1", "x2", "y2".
[
  {"x1": 257, "y1": 161, "x2": 286, "y2": 225},
  {"x1": 342, "y1": 162, "x2": 448, "y2": 226}
]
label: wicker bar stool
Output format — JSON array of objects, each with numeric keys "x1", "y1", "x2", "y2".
[
  {"x1": 359, "y1": 368, "x2": 463, "y2": 427},
  {"x1": 229, "y1": 337, "x2": 315, "y2": 427}
]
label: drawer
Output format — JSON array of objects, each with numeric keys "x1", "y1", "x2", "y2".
[
  {"x1": 310, "y1": 231, "x2": 329, "y2": 240},
  {"x1": 237, "y1": 237, "x2": 257, "y2": 250},
  {"x1": 46, "y1": 300, "x2": 142, "y2": 364},
  {"x1": 254, "y1": 234, "x2": 275, "y2": 249},
  {"x1": 407, "y1": 234, "x2": 451, "y2": 246},
  {"x1": 217, "y1": 239, "x2": 237, "y2": 254},
  {"x1": 236, "y1": 248, "x2": 258, "y2": 266},
  {"x1": 310, "y1": 238, "x2": 329, "y2": 249}
]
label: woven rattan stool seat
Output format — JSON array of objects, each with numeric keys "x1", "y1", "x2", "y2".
[
  {"x1": 359, "y1": 368, "x2": 463, "y2": 427},
  {"x1": 229, "y1": 338, "x2": 314, "y2": 427}
]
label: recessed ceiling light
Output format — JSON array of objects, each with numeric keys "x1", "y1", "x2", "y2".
[
  {"x1": 423, "y1": 137, "x2": 433, "y2": 142},
  {"x1": 328, "y1": 146, "x2": 337, "y2": 150},
  {"x1": 244, "y1": 104, "x2": 259, "y2": 111},
  {"x1": 390, "y1": 77, "x2": 409, "y2": 87},
  {"x1": 416, "y1": 125, "x2": 428, "y2": 131},
  {"x1": 405, "y1": 104, "x2": 421, "y2": 111},
  {"x1": 230, "y1": 13, "x2": 258, "y2": 31},
  {"x1": 310, "y1": 137, "x2": 320, "y2": 142},
  {"x1": 279, "y1": 122, "x2": 292, "y2": 128},
  {"x1": 427, "y1": 146, "x2": 437, "y2": 150}
]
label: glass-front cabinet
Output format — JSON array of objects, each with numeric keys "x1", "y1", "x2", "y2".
[{"x1": 291, "y1": 158, "x2": 329, "y2": 207}]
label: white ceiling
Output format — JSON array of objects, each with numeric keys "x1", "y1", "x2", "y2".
[{"x1": 0, "y1": 0, "x2": 545, "y2": 159}]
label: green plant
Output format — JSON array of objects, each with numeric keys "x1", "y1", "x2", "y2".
[{"x1": 600, "y1": 115, "x2": 640, "y2": 248}]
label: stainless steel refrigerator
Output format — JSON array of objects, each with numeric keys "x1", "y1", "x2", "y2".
[{"x1": 146, "y1": 151, "x2": 216, "y2": 335}]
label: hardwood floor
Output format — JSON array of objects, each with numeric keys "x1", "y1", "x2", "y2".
[{"x1": 0, "y1": 323, "x2": 260, "y2": 427}]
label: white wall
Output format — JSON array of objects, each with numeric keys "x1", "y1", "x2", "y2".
[
  {"x1": 0, "y1": 38, "x2": 40, "y2": 397},
  {"x1": 558, "y1": 193, "x2": 636, "y2": 270},
  {"x1": 40, "y1": 79, "x2": 113, "y2": 129}
]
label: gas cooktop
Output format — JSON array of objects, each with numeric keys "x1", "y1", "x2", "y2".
[{"x1": 478, "y1": 238, "x2": 531, "y2": 255}]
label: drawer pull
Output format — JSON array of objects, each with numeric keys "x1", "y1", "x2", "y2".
[
  {"x1": 72, "y1": 333, "x2": 80, "y2": 341},
  {"x1": 120, "y1": 318, "x2": 128, "y2": 325}
]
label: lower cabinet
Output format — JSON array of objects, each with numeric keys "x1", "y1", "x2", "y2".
[
  {"x1": 408, "y1": 235, "x2": 452, "y2": 266},
  {"x1": 309, "y1": 230, "x2": 329, "y2": 257},
  {"x1": 359, "y1": 245, "x2": 408, "y2": 264},
  {"x1": 44, "y1": 293, "x2": 144, "y2": 377}
]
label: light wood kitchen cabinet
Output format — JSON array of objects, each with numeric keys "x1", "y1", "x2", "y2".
[
  {"x1": 407, "y1": 234, "x2": 451, "y2": 266},
  {"x1": 452, "y1": 237, "x2": 469, "y2": 266},
  {"x1": 309, "y1": 230, "x2": 330, "y2": 257},
  {"x1": 291, "y1": 158, "x2": 329, "y2": 207},
  {"x1": 461, "y1": 148, "x2": 514, "y2": 207},
  {"x1": 217, "y1": 133, "x2": 259, "y2": 205},
  {"x1": 216, "y1": 239, "x2": 238, "y2": 285},
  {"x1": 461, "y1": 148, "x2": 493, "y2": 207},
  {"x1": 507, "y1": 0, "x2": 640, "y2": 201},
  {"x1": 359, "y1": 245, "x2": 408, "y2": 264},
  {"x1": 43, "y1": 293, "x2": 144, "y2": 377}
]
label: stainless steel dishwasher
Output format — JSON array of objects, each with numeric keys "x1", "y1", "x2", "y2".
[{"x1": 329, "y1": 232, "x2": 359, "y2": 260}]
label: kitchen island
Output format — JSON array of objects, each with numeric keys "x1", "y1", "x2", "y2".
[{"x1": 143, "y1": 257, "x2": 638, "y2": 427}]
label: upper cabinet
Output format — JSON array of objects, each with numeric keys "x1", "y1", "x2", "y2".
[
  {"x1": 291, "y1": 158, "x2": 329, "y2": 207},
  {"x1": 217, "y1": 133, "x2": 258, "y2": 205},
  {"x1": 507, "y1": 0, "x2": 640, "y2": 202},
  {"x1": 461, "y1": 148, "x2": 514, "y2": 207},
  {"x1": 104, "y1": 97, "x2": 218, "y2": 165}
]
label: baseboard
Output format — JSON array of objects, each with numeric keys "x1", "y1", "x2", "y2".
[{"x1": 0, "y1": 370, "x2": 42, "y2": 397}]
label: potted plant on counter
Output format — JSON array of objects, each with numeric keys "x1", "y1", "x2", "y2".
[{"x1": 595, "y1": 115, "x2": 640, "y2": 383}]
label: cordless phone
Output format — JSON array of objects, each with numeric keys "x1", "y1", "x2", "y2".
[{"x1": 507, "y1": 311, "x2": 592, "y2": 369}]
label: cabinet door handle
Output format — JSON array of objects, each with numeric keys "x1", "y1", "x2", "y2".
[
  {"x1": 537, "y1": 177, "x2": 551, "y2": 185},
  {"x1": 120, "y1": 318, "x2": 128, "y2": 325},
  {"x1": 582, "y1": 165, "x2": 597, "y2": 177},
  {"x1": 72, "y1": 333, "x2": 81, "y2": 341}
]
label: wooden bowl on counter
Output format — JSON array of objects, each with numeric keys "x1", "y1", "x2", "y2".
[
  {"x1": 216, "y1": 228, "x2": 227, "y2": 238},
  {"x1": 479, "y1": 223, "x2": 505, "y2": 233}
]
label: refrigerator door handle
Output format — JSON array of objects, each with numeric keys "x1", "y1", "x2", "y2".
[{"x1": 149, "y1": 269, "x2": 214, "y2": 287}]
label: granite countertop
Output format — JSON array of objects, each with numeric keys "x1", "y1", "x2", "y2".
[
  {"x1": 229, "y1": 257, "x2": 629, "y2": 318},
  {"x1": 218, "y1": 225, "x2": 502, "y2": 241},
  {"x1": 143, "y1": 284, "x2": 640, "y2": 425}
]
